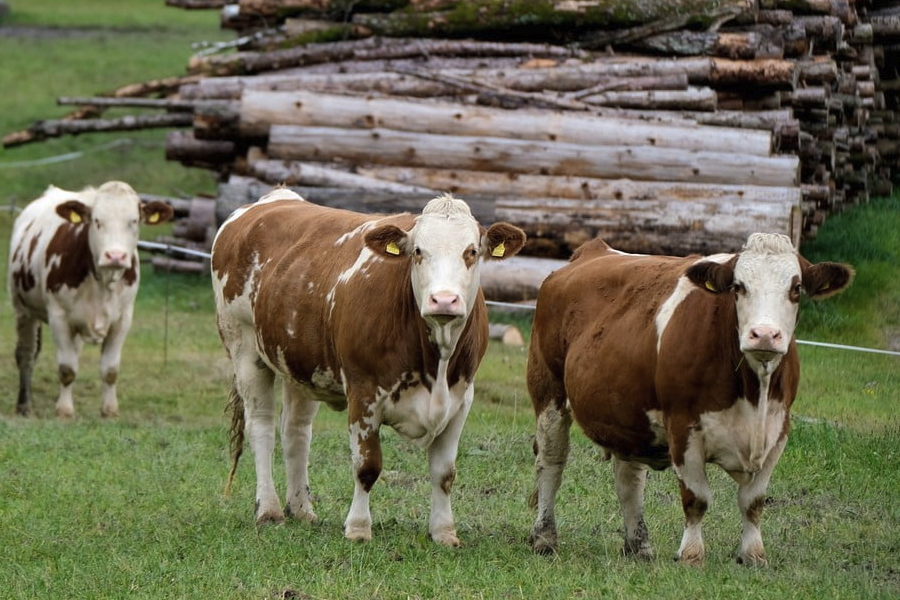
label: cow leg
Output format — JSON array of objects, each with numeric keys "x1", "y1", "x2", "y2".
[
  {"x1": 14, "y1": 315, "x2": 41, "y2": 416},
  {"x1": 345, "y1": 399, "x2": 382, "y2": 542},
  {"x1": 736, "y1": 433, "x2": 787, "y2": 566},
  {"x1": 529, "y1": 400, "x2": 573, "y2": 555},
  {"x1": 673, "y1": 437, "x2": 711, "y2": 566},
  {"x1": 281, "y1": 382, "x2": 320, "y2": 523},
  {"x1": 49, "y1": 316, "x2": 82, "y2": 419},
  {"x1": 234, "y1": 353, "x2": 281, "y2": 525},
  {"x1": 614, "y1": 457, "x2": 653, "y2": 559},
  {"x1": 426, "y1": 385, "x2": 473, "y2": 547},
  {"x1": 98, "y1": 314, "x2": 132, "y2": 418}
]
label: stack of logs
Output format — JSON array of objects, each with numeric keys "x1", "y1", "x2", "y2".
[{"x1": 4, "y1": 0, "x2": 899, "y2": 260}]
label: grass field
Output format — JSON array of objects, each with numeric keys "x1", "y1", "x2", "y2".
[{"x1": 1, "y1": 2, "x2": 900, "y2": 599}]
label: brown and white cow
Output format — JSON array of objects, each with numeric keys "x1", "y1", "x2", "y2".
[
  {"x1": 8, "y1": 181, "x2": 174, "y2": 417},
  {"x1": 527, "y1": 233, "x2": 853, "y2": 565},
  {"x1": 211, "y1": 188, "x2": 525, "y2": 545}
]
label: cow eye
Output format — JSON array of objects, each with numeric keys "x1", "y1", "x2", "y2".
[
  {"x1": 732, "y1": 282, "x2": 746, "y2": 295},
  {"x1": 414, "y1": 246, "x2": 422, "y2": 257},
  {"x1": 793, "y1": 283, "x2": 804, "y2": 296}
]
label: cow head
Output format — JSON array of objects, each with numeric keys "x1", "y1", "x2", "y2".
[
  {"x1": 55, "y1": 181, "x2": 174, "y2": 284},
  {"x1": 365, "y1": 194, "x2": 525, "y2": 351},
  {"x1": 685, "y1": 233, "x2": 854, "y2": 371}
]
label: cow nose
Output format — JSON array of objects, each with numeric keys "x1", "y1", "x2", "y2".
[
  {"x1": 427, "y1": 292, "x2": 463, "y2": 319},
  {"x1": 102, "y1": 250, "x2": 129, "y2": 267},
  {"x1": 748, "y1": 326, "x2": 782, "y2": 352}
]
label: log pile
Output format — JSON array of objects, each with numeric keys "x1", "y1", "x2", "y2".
[{"x1": 5, "y1": 0, "x2": 900, "y2": 259}]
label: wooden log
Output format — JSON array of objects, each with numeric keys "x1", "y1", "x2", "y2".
[
  {"x1": 495, "y1": 193, "x2": 798, "y2": 256},
  {"x1": 165, "y1": 130, "x2": 236, "y2": 169},
  {"x1": 165, "y1": 0, "x2": 228, "y2": 7},
  {"x1": 239, "y1": 90, "x2": 774, "y2": 155},
  {"x1": 3, "y1": 113, "x2": 193, "y2": 148},
  {"x1": 634, "y1": 29, "x2": 784, "y2": 60},
  {"x1": 267, "y1": 125, "x2": 800, "y2": 186},
  {"x1": 488, "y1": 323, "x2": 525, "y2": 346},
  {"x1": 188, "y1": 36, "x2": 579, "y2": 76},
  {"x1": 353, "y1": 166, "x2": 803, "y2": 208},
  {"x1": 247, "y1": 158, "x2": 436, "y2": 194},
  {"x1": 480, "y1": 256, "x2": 566, "y2": 302},
  {"x1": 350, "y1": 0, "x2": 756, "y2": 39},
  {"x1": 580, "y1": 87, "x2": 717, "y2": 111},
  {"x1": 215, "y1": 174, "x2": 496, "y2": 225}
]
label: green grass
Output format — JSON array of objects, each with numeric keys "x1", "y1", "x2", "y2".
[{"x1": 1, "y1": 2, "x2": 900, "y2": 599}]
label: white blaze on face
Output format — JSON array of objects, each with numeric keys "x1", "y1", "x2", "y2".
[
  {"x1": 88, "y1": 181, "x2": 142, "y2": 274},
  {"x1": 732, "y1": 233, "x2": 801, "y2": 367},
  {"x1": 406, "y1": 196, "x2": 483, "y2": 327}
]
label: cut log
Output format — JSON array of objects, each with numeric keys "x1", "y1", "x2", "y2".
[
  {"x1": 267, "y1": 125, "x2": 800, "y2": 186},
  {"x1": 488, "y1": 323, "x2": 525, "y2": 346},
  {"x1": 247, "y1": 158, "x2": 436, "y2": 194},
  {"x1": 495, "y1": 193, "x2": 798, "y2": 256},
  {"x1": 354, "y1": 166, "x2": 804, "y2": 207},
  {"x1": 239, "y1": 89, "x2": 773, "y2": 155},
  {"x1": 3, "y1": 113, "x2": 194, "y2": 148},
  {"x1": 480, "y1": 256, "x2": 566, "y2": 302},
  {"x1": 579, "y1": 87, "x2": 718, "y2": 111}
]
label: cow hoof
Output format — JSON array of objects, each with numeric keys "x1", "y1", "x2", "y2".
[
  {"x1": 285, "y1": 505, "x2": 318, "y2": 524},
  {"x1": 15, "y1": 405, "x2": 31, "y2": 417},
  {"x1": 55, "y1": 407, "x2": 75, "y2": 419},
  {"x1": 675, "y1": 551, "x2": 705, "y2": 567},
  {"x1": 623, "y1": 543, "x2": 654, "y2": 561},
  {"x1": 345, "y1": 523, "x2": 372, "y2": 542},
  {"x1": 101, "y1": 407, "x2": 119, "y2": 418},
  {"x1": 255, "y1": 500, "x2": 285, "y2": 527},
  {"x1": 431, "y1": 528, "x2": 461, "y2": 548},
  {"x1": 737, "y1": 551, "x2": 768, "y2": 567},
  {"x1": 530, "y1": 533, "x2": 558, "y2": 556}
]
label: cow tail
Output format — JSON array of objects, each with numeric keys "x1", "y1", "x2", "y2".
[{"x1": 224, "y1": 379, "x2": 245, "y2": 496}]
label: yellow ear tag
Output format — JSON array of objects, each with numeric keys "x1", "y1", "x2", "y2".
[
  {"x1": 148, "y1": 212, "x2": 160, "y2": 224},
  {"x1": 491, "y1": 241, "x2": 506, "y2": 258},
  {"x1": 705, "y1": 280, "x2": 717, "y2": 292},
  {"x1": 386, "y1": 241, "x2": 401, "y2": 255},
  {"x1": 69, "y1": 211, "x2": 82, "y2": 224}
]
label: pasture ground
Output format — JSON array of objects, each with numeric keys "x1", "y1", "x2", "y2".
[{"x1": 1, "y1": 2, "x2": 900, "y2": 599}]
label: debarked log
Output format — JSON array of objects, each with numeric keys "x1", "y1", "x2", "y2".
[
  {"x1": 353, "y1": 166, "x2": 804, "y2": 206},
  {"x1": 239, "y1": 89, "x2": 773, "y2": 155},
  {"x1": 267, "y1": 125, "x2": 800, "y2": 186},
  {"x1": 495, "y1": 194, "x2": 800, "y2": 256}
]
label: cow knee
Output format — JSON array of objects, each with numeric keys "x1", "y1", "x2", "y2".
[
  {"x1": 59, "y1": 365, "x2": 76, "y2": 387},
  {"x1": 356, "y1": 464, "x2": 381, "y2": 492},
  {"x1": 103, "y1": 368, "x2": 118, "y2": 386}
]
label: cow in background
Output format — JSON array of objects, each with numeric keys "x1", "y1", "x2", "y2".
[
  {"x1": 211, "y1": 189, "x2": 525, "y2": 546},
  {"x1": 527, "y1": 233, "x2": 853, "y2": 565},
  {"x1": 8, "y1": 181, "x2": 174, "y2": 417}
]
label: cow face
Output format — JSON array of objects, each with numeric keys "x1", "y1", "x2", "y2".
[
  {"x1": 54, "y1": 181, "x2": 173, "y2": 284},
  {"x1": 686, "y1": 233, "x2": 854, "y2": 371},
  {"x1": 366, "y1": 194, "x2": 525, "y2": 329}
]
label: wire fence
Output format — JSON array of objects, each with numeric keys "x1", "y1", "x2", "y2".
[{"x1": 138, "y1": 240, "x2": 900, "y2": 359}]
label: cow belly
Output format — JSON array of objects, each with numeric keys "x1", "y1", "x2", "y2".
[
  {"x1": 697, "y1": 398, "x2": 787, "y2": 476},
  {"x1": 379, "y1": 378, "x2": 471, "y2": 447}
]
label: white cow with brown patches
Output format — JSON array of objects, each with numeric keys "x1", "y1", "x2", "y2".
[
  {"x1": 8, "y1": 181, "x2": 174, "y2": 417},
  {"x1": 527, "y1": 233, "x2": 853, "y2": 565},
  {"x1": 210, "y1": 188, "x2": 525, "y2": 545}
]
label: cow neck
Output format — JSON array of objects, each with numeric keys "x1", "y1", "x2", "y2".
[{"x1": 728, "y1": 299, "x2": 790, "y2": 474}]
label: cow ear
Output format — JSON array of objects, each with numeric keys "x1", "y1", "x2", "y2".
[
  {"x1": 365, "y1": 224, "x2": 409, "y2": 259},
  {"x1": 802, "y1": 261, "x2": 855, "y2": 299},
  {"x1": 55, "y1": 200, "x2": 91, "y2": 225},
  {"x1": 484, "y1": 222, "x2": 526, "y2": 260},
  {"x1": 141, "y1": 201, "x2": 175, "y2": 225},
  {"x1": 685, "y1": 260, "x2": 734, "y2": 294}
]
